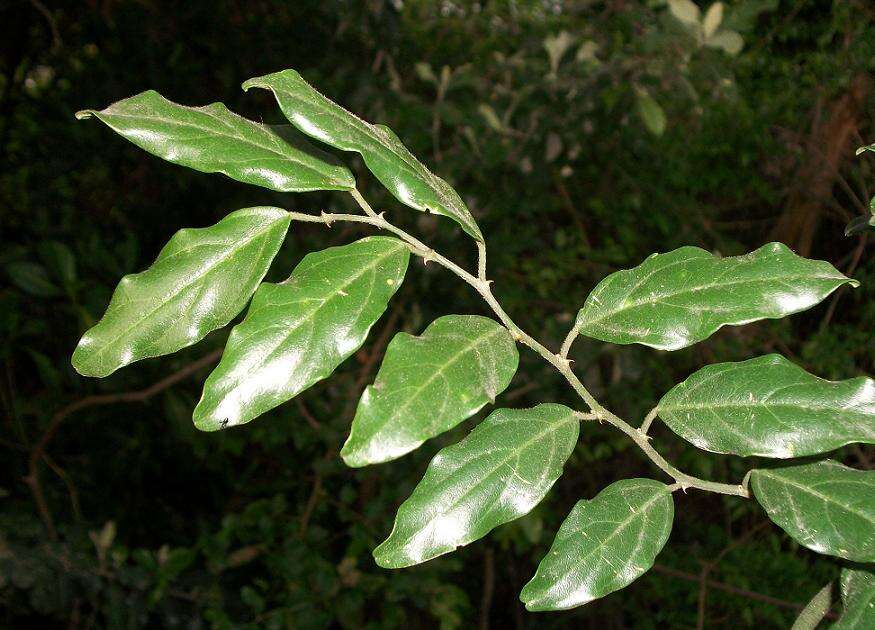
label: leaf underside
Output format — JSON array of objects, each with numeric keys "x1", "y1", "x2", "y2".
[
  {"x1": 73, "y1": 207, "x2": 291, "y2": 377},
  {"x1": 374, "y1": 404, "x2": 579, "y2": 568},
  {"x1": 77, "y1": 90, "x2": 355, "y2": 192},
  {"x1": 242, "y1": 69, "x2": 483, "y2": 241},
  {"x1": 790, "y1": 582, "x2": 833, "y2": 630},
  {"x1": 573, "y1": 242, "x2": 856, "y2": 350},
  {"x1": 341, "y1": 314, "x2": 519, "y2": 467},
  {"x1": 520, "y1": 478, "x2": 674, "y2": 611},
  {"x1": 834, "y1": 567, "x2": 875, "y2": 628},
  {"x1": 193, "y1": 236, "x2": 409, "y2": 431},
  {"x1": 657, "y1": 354, "x2": 875, "y2": 458},
  {"x1": 750, "y1": 460, "x2": 875, "y2": 562}
]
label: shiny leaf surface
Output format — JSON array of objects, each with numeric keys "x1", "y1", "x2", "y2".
[
  {"x1": 573, "y1": 242, "x2": 856, "y2": 350},
  {"x1": 657, "y1": 354, "x2": 875, "y2": 458},
  {"x1": 341, "y1": 315, "x2": 519, "y2": 467},
  {"x1": 373, "y1": 404, "x2": 578, "y2": 568},
  {"x1": 834, "y1": 567, "x2": 875, "y2": 628},
  {"x1": 77, "y1": 90, "x2": 355, "y2": 192},
  {"x1": 750, "y1": 461, "x2": 875, "y2": 562},
  {"x1": 790, "y1": 582, "x2": 832, "y2": 630},
  {"x1": 520, "y1": 479, "x2": 674, "y2": 611},
  {"x1": 73, "y1": 207, "x2": 290, "y2": 378},
  {"x1": 242, "y1": 70, "x2": 483, "y2": 240},
  {"x1": 194, "y1": 237, "x2": 408, "y2": 430}
]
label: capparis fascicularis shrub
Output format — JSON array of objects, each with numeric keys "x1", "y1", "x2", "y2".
[{"x1": 73, "y1": 68, "x2": 874, "y2": 619}]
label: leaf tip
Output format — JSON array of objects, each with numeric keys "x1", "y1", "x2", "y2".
[{"x1": 75, "y1": 109, "x2": 95, "y2": 121}]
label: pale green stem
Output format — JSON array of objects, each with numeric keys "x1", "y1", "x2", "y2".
[
  {"x1": 640, "y1": 407, "x2": 659, "y2": 435},
  {"x1": 288, "y1": 197, "x2": 750, "y2": 499}
]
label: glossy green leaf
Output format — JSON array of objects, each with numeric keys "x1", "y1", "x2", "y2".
[
  {"x1": 242, "y1": 69, "x2": 484, "y2": 241},
  {"x1": 520, "y1": 479, "x2": 674, "y2": 611},
  {"x1": 341, "y1": 315, "x2": 519, "y2": 467},
  {"x1": 573, "y1": 242, "x2": 856, "y2": 351},
  {"x1": 373, "y1": 404, "x2": 578, "y2": 568},
  {"x1": 750, "y1": 461, "x2": 875, "y2": 562},
  {"x1": 791, "y1": 582, "x2": 832, "y2": 630},
  {"x1": 72, "y1": 207, "x2": 291, "y2": 378},
  {"x1": 77, "y1": 90, "x2": 355, "y2": 192},
  {"x1": 656, "y1": 354, "x2": 875, "y2": 458},
  {"x1": 194, "y1": 236, "x2": 408, "y2": 430},
  {"x1": 834, "y1": 567, "x2": 875, "y2": 628}
]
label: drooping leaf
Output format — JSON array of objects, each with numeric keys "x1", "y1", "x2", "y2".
[
  {"x1": 856, "y1": 143, "x2": 875, "y2": 156},
  {"x1": 193, "y1": 236, "x2": 409, "y2": 430},
  {"x1": 844, "y1": 212, "x2": 875, "y2": 237},
  {"x1": 520, "y1": 479, "x2": 674, "y2": 611},
  {"x1": 76, "y1": 90, "x2": 355, "y2": 192},
  {"x1": 572, "y1": 243, "x2": 856, "y2": 351},
  {"x1": 241, "y1": 70, "x2": 483, "y2": 241},
  {"x1": 72, "y1": 207, "x2": 291, "y2": 378},
  {"x1": 750, "y1": 461, "x2": 875, "y2": 562},
  {"x1": 341, "y1": 315, "x2": 519, "y2": 467},
  {"x1": 656, "y1": 354, "x2": 875, "y2": 458},
  {"x1": 791, "y1": 582, "x2": 832, "y2": 630},
  {"x1": 834, "y1": 567, "x2": 875, "y2": 628},
  {"x1": 373, "y1": 404, "x2": 578, "y2": 568}
]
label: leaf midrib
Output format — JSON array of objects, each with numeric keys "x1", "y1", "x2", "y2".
[
  {"x1": 580, "y1": 272, "x2": 846, "y2": 328},
  {"x1": 82, "y1": 216, "x2": 285, "y2": 366}
]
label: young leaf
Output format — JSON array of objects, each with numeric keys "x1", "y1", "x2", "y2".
[
  {"x1": 572, "y1": 242, "x2": 856, "y2": 351},
  {"x1": 791, "y1": 582, "x2": 832, "y2": 630},
  {"x1": 373, "y1": 404, "x2": 578, "y2": 568},
  {"x1": 242, "y1": 70, "x2": 484, "y2": 241},
  {"x1": 656, "y1": 354, "x2": 875, "y2": 458},
  {"x1": 834, "y1": 567, "x2": 875, "y2": 628},
  {"x1": 193, "y1": 236, "x2": 409, "y2": 430},
  {"x1": 520, "y1": 479, "x2": 674, "y2": 611},
  {"x1": 77, "y1": 90, "x2": 355, "y2": 192},
  {"x1": 750, "y1": 461, "x2": 875, "y2": 562},
  {"x1": 341, "y1": 315, "x2": 519, "y2": 467},
  {"x1": 668, "y1": 0, "x2": 701, "y2": 27},
  {"x1": 702, "y1": 2, "x2": 724, "y2": 39},
  {"x1": 72, "y1": 207, "x2": 291, "y2": 378}
]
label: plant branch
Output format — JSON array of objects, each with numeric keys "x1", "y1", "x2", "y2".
[
  {"x1": 25, "y1": 349, "x2": 222, "y2": 540},
  {"x1": 291, "y1": 198, "x2": 750, "y2": 499}
]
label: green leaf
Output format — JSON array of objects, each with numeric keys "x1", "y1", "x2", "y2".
[
  {"x1": 656, "y1": 354, "x2": 875, "y2": 458},
  {"x1": 520, "y1": 479, "x2": 674, "y2": 611},
  {"x1": 856, "y1": 143, "x2": 875, "y2": 156},
  {"x1": 341, "y1": 315, "x2": 519, "y2": 467},
  {"x1": 668, "y1": 0, "x2": 701, "y2": 26},
  {"x1": 791, "y1": 582, "x2": 832, "y2": 630},
  {"x1": 242, "y1": 70, "x2": 483, "y2": 241},
  {"x1": 705, "y1": 30, "x2": 745, "y2": 55},
  {"x1": 750, "y1": 461, "x2": 875, "y2": 562},
  {"x1": 373, "y1": 404, "x2": 578, "y2": 568},
  {"x1": 76, "y1": 90, "x2": 355, "y2": 192},
  {"x1": 702, "y1": 3, "x2": 724, "y2": 39},
  {"x1": 194, "y1": 236, "x2": 409, "y2": 430},
  {"x1": 572, "y1": 243, "x2": 856, "y2": 351},
  {"x1": 636, "y1": 93, "x2": 666, "y2": 137},
  {"x1": 6, "y1": 261, "x2": 60, "y2": 297},
  {"x1": 834, "y1": 567, "x2": 875, "y2": 628},
  {"x1": 72, "y1": 207, "x2": 291, "y2": 378}
]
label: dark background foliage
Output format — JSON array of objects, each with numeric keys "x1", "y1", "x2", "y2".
[{"x1": 2, "y1": 0, "x2": 873, "y2": 627}]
